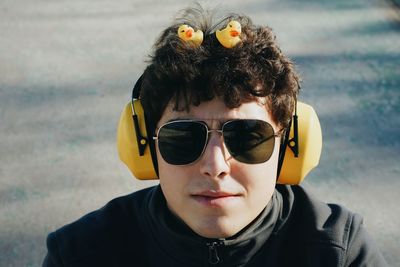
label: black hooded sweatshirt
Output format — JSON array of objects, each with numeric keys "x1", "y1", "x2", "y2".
[{"x1": 43, "y1": 185, "x2": 387, "y2": 266}]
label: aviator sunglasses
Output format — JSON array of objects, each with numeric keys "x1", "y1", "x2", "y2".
[{"x1": 153, "y1": 119, "x2": 279, "y2": 165}]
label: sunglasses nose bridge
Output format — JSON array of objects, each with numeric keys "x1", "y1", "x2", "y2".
[
  {"x1": 204, "y1": 129, "x2": 230, "y2": 155},
  {"x1": 205, "y1": 129, "x2": 225, "y2": 145},
  {"x1": 206, "y1": 129, "x2": 223, "y2": 135}
]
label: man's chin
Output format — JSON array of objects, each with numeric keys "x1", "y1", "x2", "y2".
[{"x1": 188, "y1": 216, "x2": 244, "y2": 239}]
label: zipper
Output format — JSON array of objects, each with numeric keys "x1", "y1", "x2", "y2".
[{"x1": 206, "y1": 240, "x2": 224, "y2": 265}]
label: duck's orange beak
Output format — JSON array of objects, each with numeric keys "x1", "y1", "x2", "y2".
[
  {"x1": 230, "y1": 30, "x2": 240, "y2": 37},
  {"x1": 186, "y1": 29, "x2": 193, "y2": 38}
]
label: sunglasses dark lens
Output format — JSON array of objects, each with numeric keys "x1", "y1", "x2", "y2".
[
  {"x1": 223, "y1": 120, "x2": 275, "y2": 164},
  {"x1": 157, "y1": 121, "x2": 207, "y2": 165}
]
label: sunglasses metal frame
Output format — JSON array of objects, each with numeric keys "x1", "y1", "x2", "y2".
[{"x1": 153, "y1": 119, "x2": 279, "y2": 165}]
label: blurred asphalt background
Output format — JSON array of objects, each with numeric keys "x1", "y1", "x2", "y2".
[{"x1": 1, "y1": 0, "x2": 399, "y2": 266}]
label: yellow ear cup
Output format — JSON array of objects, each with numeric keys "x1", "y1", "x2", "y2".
[
  {"x1": 277, "y1": 102, "x2": 322, "y2": 185},
  {"x1": 117, "y1": 100, "x2": 157, "y2": 180}
]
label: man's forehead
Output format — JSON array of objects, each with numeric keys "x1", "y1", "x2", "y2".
[{"x1": 159, "y1": 97, "x2": 276, "y2": 127}]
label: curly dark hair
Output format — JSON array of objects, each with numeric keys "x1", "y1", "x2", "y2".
[{"x1": 140, "y1": 7, "x2": 300, "y2": 133}]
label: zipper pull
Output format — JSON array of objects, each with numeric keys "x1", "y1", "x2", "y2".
[{"x1": 206, "y1": 241, "x2": 222, "y2": 265}]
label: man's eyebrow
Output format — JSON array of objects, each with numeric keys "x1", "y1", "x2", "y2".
[
  {"x1": 165, "y1": 117, "x2": 233, "y2": 127},
  {"x1": 166, "y1": 116, "x2": 188, "y2": 122}
]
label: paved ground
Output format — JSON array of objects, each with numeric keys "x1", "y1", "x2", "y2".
[{"x1": 1, "y1": 0, "x2": 399, "y2": 266}]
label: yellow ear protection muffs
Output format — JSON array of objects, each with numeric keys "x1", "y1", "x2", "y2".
[
  {"x1": 277, "y1": 101, "x2": 323, "y2": 184},
  {"x1": 117, "y1": 75, "x2": 158, "y2": 179},
  {"x1": 117, "y1": 76, "x2": 322, "y2": 184}
]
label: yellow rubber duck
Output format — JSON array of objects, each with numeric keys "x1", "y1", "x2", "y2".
[
  {"x1": 177, "y1": 25, "x2": 204, "y2": 46},
  {"x1": 216, "y1": 20, "x2": 242, "y2": 48}
]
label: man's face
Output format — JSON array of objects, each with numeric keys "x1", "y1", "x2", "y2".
[{"x1": 156, "y1": 97, "x2": 280, "y2": 238}]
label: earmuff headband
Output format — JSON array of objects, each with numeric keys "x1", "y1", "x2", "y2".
[
  {"x1": 131, "y1": 75, "x2": 147, "y2": 156},
  {"x1": 288, "y1": 101, "x2": 299, "y2": 157},
  {"x1": 277, "y1": 103, "x2": 299, "y2": 179}
]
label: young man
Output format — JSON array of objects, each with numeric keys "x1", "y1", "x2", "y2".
[{"x1": 43, "y1": 8, "x2": 387, "y2": 266}]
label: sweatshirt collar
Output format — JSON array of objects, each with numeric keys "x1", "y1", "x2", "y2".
[{"x1": 143, "y1": 185, "x2": 283, "y2": 266}]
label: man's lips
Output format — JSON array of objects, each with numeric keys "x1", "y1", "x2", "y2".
[
  {"x1": 191, "y1": 190, "x2": 241, "y2": 206},
  {"x1": 193, "y1": 190, "x2": 238, "y2": 198}
]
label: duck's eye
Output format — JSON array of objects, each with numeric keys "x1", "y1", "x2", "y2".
[
  {"x1": 229, "y1": 24, "x2": 232, "y2": 27},
  {"x1": 181, "y1": 30, "x2": 185, "y2": 33}
]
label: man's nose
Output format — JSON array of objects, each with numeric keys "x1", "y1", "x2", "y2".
[{"x1": 198, "y1": 133, "x2": 230, "y2": 179}]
